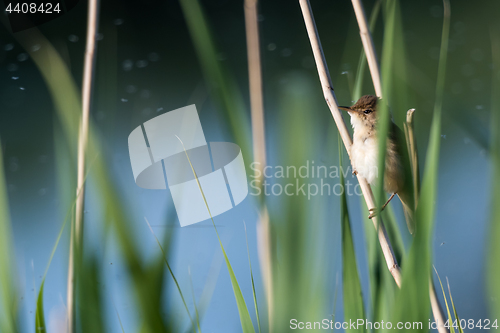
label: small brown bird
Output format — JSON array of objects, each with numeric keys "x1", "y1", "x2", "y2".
[{"x1": 339, "y1": 95, "x2": 415, "y2": 234}]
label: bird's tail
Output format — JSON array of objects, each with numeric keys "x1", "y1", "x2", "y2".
[{"x1": 398, "y1": 192, "x2": 415, "y2": 235}]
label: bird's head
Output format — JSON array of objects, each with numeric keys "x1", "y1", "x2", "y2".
[{"x1": 338, "y1": 95, "x2": 378, "y2": 129}]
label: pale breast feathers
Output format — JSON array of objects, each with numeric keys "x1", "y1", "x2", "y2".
[{"x1": 351, "y1": 137, "x2": 378, "y2": 184}]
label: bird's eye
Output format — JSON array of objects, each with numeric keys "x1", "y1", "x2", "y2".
[{"x1": 364, "y1": 109, "x2": 372, "y2": 114}]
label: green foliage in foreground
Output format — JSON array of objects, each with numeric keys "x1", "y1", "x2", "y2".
[
  {"x1": 0, "y1": 142, "x2": 17, "y2": 333},
  {"x1": 488, "y1": 24, "x2": 500, "y2": 324},
  {"x1": 270, "y1": 74, "x2": 328, "y2": 331},
  {"x1": 393, "y1": 0, "x2": 450, "y2": 331},
  {"x1": 179, "y1": 0, "x2": 252, "y2": 165},
  {"x1": 340, "y1": 138, "x2": 366, "y2": 333}
]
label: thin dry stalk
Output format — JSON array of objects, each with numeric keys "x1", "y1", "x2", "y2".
[
  {"x1": 430, "y1": 279, "x2": 447, "y2": 331},
  {"x1": 299, "y1": 0, "x2": 402, "y2": 287},
  {"x1": 245, "y1": 0, "x2": 266, "y2": 172},
  {"x1": 256, "y1": 207, "x2": 272, "y2": 326},
  {"x1": 244, "y1": 0, "x2": 273, "y2": 328},
  {"x1": 351, "y1": 0, "x2": 382, "y2": 98},
  {"x1": 66, "y1": 0, "x2": 100, "y2": 331}
]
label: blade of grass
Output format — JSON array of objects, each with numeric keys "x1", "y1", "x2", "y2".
[
  {"x1": 372, "y1": 264, "x2": 398, "y2": 333},
  {"x1": 112, "y1": 299, "x2": 126, "y2": 333},
  {"x1": 144, "y1": 217, "x2": 198, "y2": 333},
  {"x1": 188, "y1": 267, "x2": 202, "y2": 333},
  {"x1": 36, "y1": 207, "x2": 71, "y2": 333},
  {"x1": 366, "y1": 206, "x2": 403, "y2": 332},
  {"x1": 433, "y1": 267, "x2": 455, "y2": 333},
  {"x1": 393, "y1": 1, "x2": 450, "y2": 332},
  {"x1": 176, "y1": 136, "x2": 255, "y2": 333},
  {"x1": 189, "y1": 250, "x2": 223, "y2": 333},
  {"x1": 331, "y1": 272, "x2": 339, "y2": 329},
  {"x1": 271, "y1": 73, "x2": 327, "y2": 330},
  {"x1": 179, "y1": 0, "x2": 251, "y2": 165},
  {"x1": 244, "y1": 221, "x2": 261, "y2": 333},
  {"x1": 427, "y1": 2, "x2": 450, "y2": 328},
  {"x1": 35, "y1": 153, "x2": 97, "y2": 333},
  {"x1": 0, "y1": 141, "x2": 17, "y2": 333},
  {"x1": 392, "y1": 87, "x2": 437, "y2": 331},
  {"x1": 446, "y1": 277, "x2": 464, "y2": 333},
  {"x1": 78, "y1": 256, "x2": 105, "y2": 333},
  {"x1": 35, "y1": 281, "x2": 46, "y2": 333},
  {"x1": 487, "y1": 23, "x2": 500, "y2": 323},
  {"x1": 381, "y1": 0, "x2": 414, "y2": 125},
  {"x1": 374, "y1": 0, "x2": 396, "y2": 232},
  {"x1": 339, "y1": 136, "x2": 366, "y2": 333}
]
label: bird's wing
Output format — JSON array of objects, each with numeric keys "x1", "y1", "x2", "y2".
[{"x1": 391, "y1": 121, "x2": 416, "y2": 235}]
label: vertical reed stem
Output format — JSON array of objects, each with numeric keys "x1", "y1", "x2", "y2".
[
  {"x1": 245, "y1": 0, "x2": 266, "y2": 172},
  {"x1": 244, "y1": 0, "x2": 273, "y2": 329},
  {"x1": 67, "y1": 0, "x2": 100, "y2": 331},
  {"x1": 351, "y1": 0, "x2": 382, "y2": 98}
]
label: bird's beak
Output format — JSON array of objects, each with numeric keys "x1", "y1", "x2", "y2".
[{"x1": 338, "y1": 106, "x2": 353, "y2": 114}]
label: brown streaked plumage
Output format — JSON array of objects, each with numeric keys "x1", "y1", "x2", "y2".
[{"x1": 339, "y1": 95, "x2": 415, "y2": 234}]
